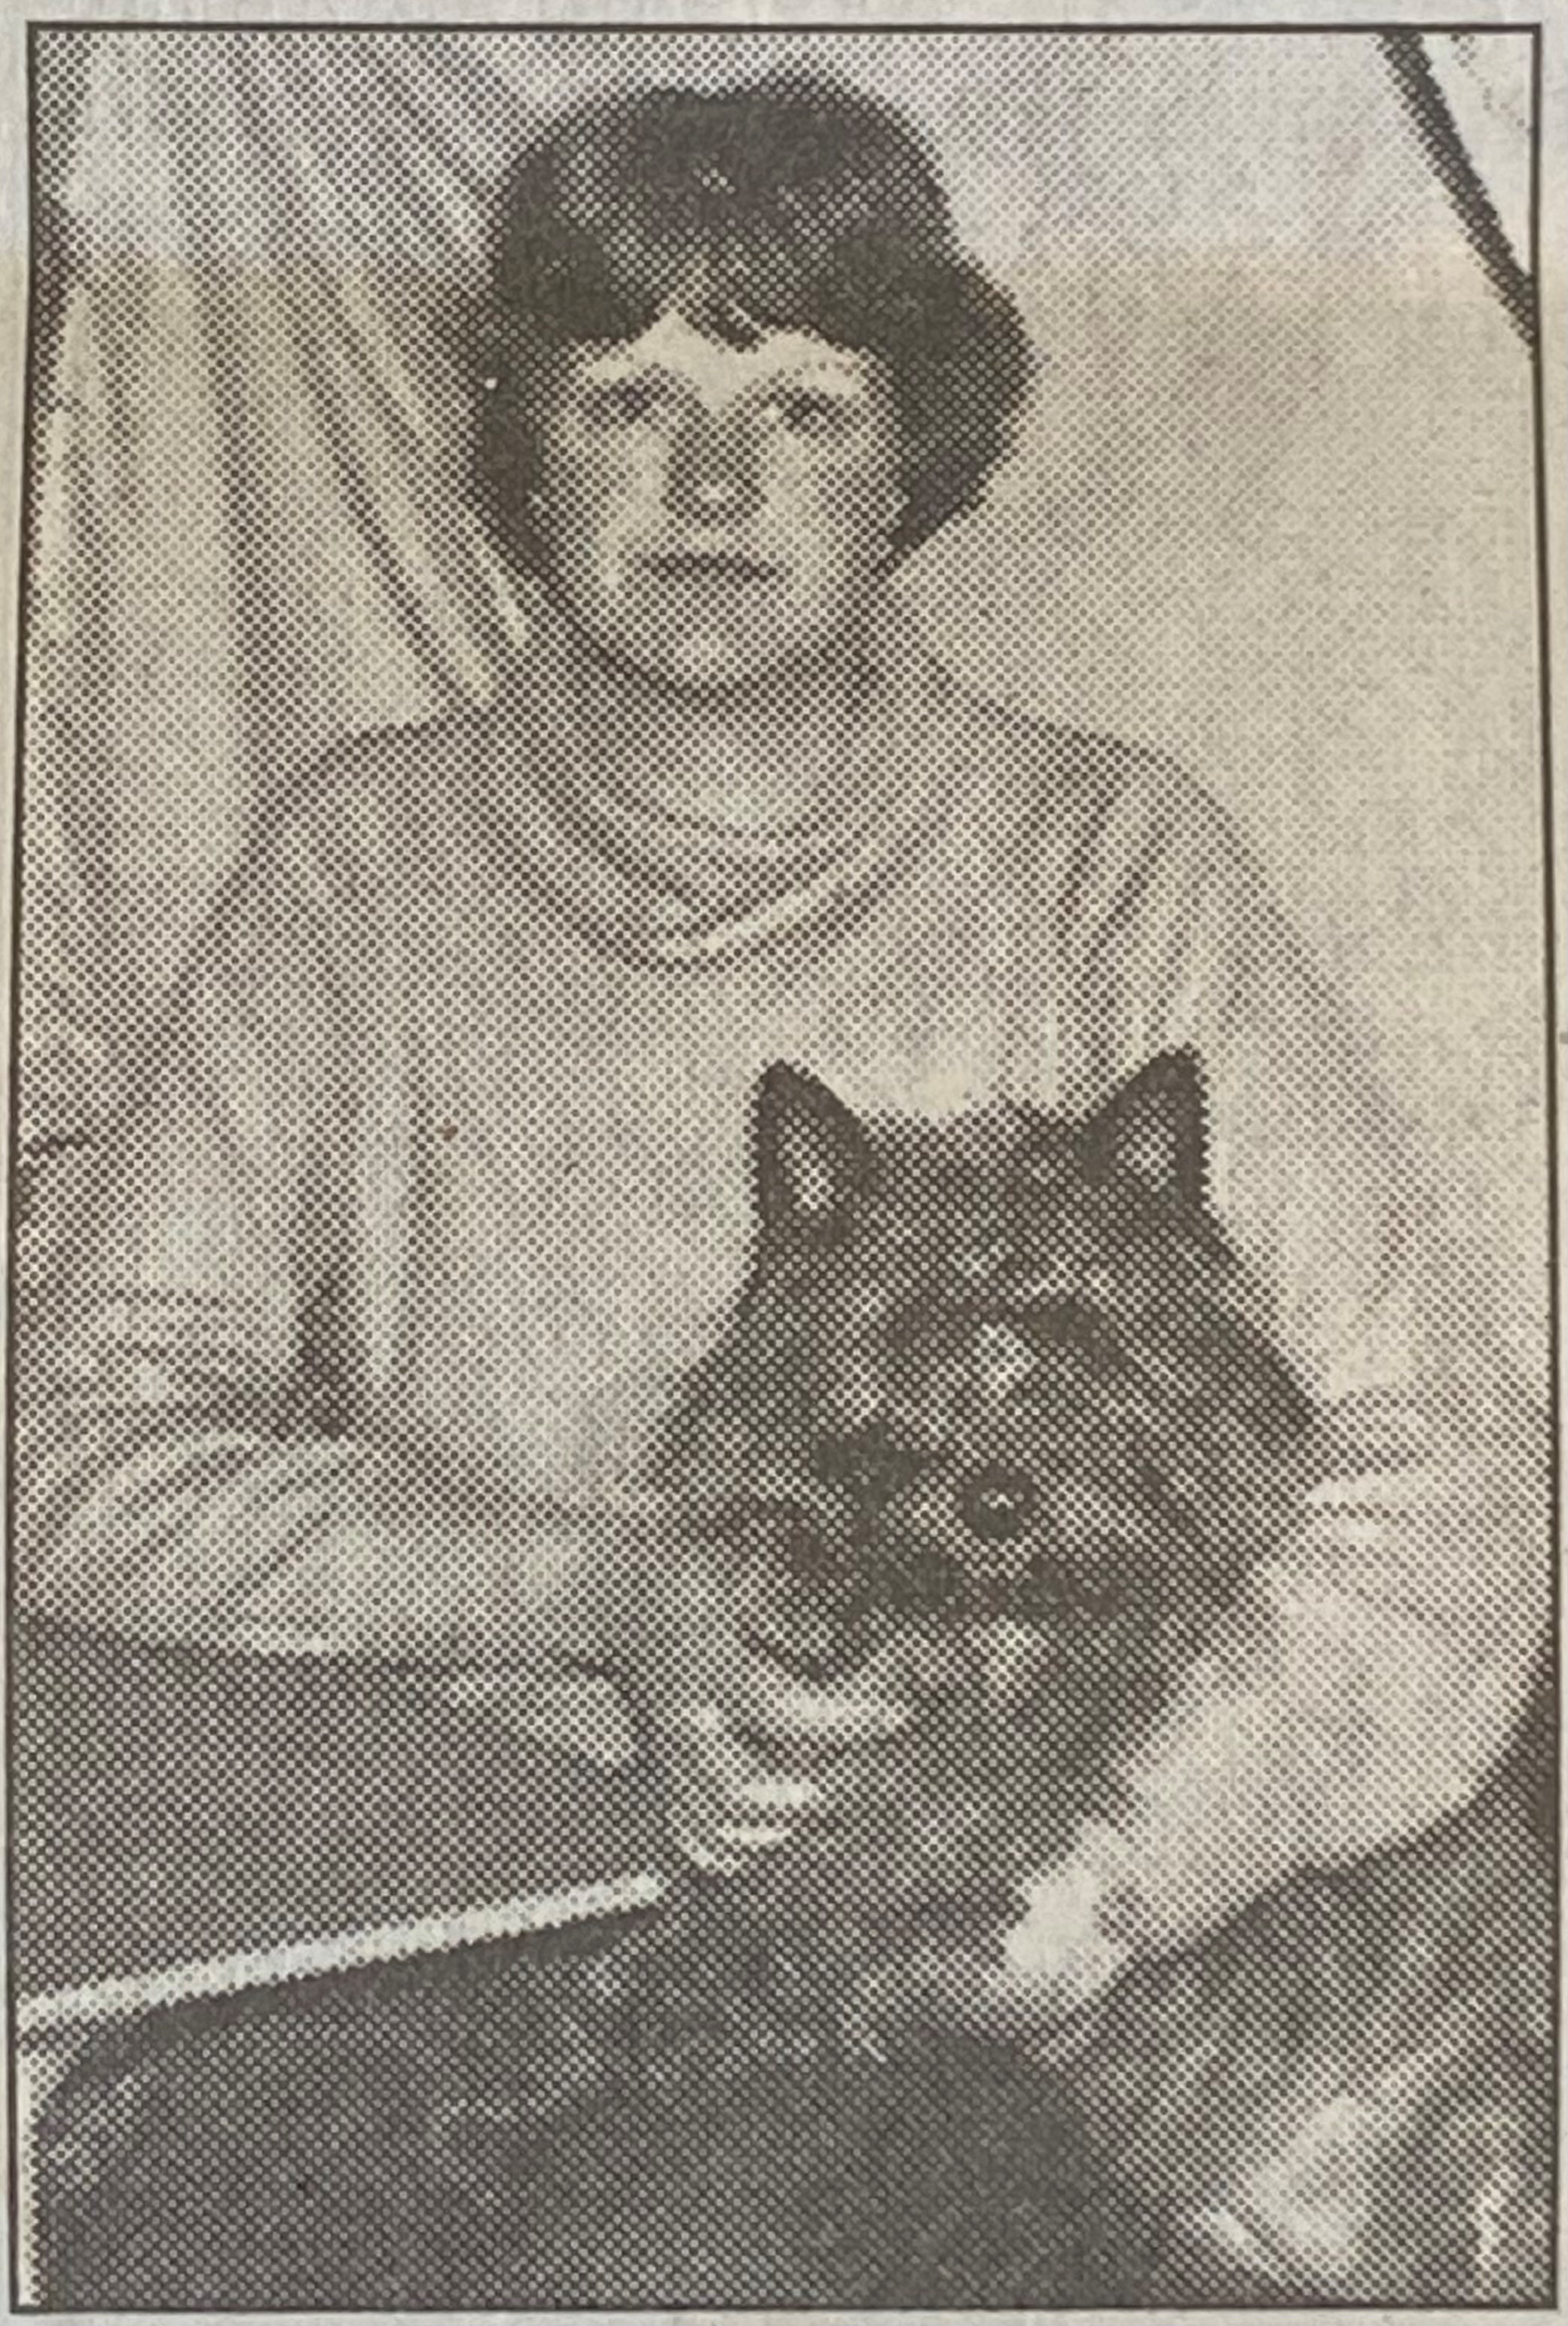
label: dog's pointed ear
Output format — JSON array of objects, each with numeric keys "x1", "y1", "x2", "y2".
[
  {"x1": 755, "y1": 1063, "x2": 873, "y2": 1238},
  {"x1": 1084, "y1": 1048, "x2": 1206, "y2": 1209}
]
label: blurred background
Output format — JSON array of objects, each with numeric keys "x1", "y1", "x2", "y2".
[{"x1": 21, "y1": 29, "x2": 1546, "y2": 1360}]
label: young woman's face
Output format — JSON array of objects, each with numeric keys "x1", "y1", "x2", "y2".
[{"x1": 530, "y1": 311, "x2": 905, "y2": 696}]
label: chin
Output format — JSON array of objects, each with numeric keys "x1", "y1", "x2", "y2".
[
  {"x1": 640, "y1": 637, "x2": 810, "y2": 699},
  {"x1": 594, "y1": 619, "x2": 845, "y2": 702},
  {"x1": 549, "y1": 565, "x2": 882, "y2": 701}
]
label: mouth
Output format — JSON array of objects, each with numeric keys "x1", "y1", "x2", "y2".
[{"x1": 645, "y1": 549, "x2": 780, "y2": 582}]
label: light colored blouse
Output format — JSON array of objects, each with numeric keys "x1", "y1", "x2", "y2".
[{"x1": 17, "y1": 628, "x2": 1545, "y2": 1955}]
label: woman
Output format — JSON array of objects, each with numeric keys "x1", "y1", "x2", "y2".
[{"x1": 18, "y1": 73, "x2": 1545, "y2": 2037}]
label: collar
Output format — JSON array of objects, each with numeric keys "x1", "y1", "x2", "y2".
[{"x1": 467, "y1": 591, "x2": 964, "y2": 970}]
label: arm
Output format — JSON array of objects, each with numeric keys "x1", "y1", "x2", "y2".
[
  {"x1": 1010, "y1": 768, "x2": 1547, "y2": 1986},
  {"x1": 15, "y1": 797, "x2": 611, "y2": 1672},
  {"x1": 15, "y1": 785, "x2": 896, "y2": 1828}
]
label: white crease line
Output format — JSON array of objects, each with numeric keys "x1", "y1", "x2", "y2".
[{"x1": 17, "y1": 1866, "x2": 671, "y2": 2038}]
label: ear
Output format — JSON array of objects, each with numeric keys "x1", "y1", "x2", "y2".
[
  {"x1": 1084, "y1": 1048, "x2": 1206, "y2": 1209},
  {"x1": 755, "y1": 1062, "x2": 873, "y2": 1238}
]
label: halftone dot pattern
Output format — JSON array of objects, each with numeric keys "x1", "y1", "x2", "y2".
[{"x1": 15, "y1": 33, "x2": 1552, "y2": 2310}]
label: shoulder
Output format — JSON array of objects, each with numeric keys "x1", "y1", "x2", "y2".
[
  {"x1": 931, "y1": 666, "x2": 1255, "y2": 909},
  {"x1": 167, "y1": 705, "x2": 494, "y2": 1016},
  {"x1": 237, "y1": 701, "x2": 492, "y2": 914}
]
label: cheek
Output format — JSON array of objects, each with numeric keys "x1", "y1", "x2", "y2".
[
  {"x1": 536, "y1": 428, "x2": 665, "y2": 560},
  {"x1": 767, "y1": 442, "x2": 902, "y2": 570}
]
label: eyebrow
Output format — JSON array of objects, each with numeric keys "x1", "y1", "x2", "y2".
[
  {"x1": 573, "y1": 360, "x2": 679, "y2": 387},
  {"x1": 569, "y1": 365, "x2": 879, "y2": 420}
]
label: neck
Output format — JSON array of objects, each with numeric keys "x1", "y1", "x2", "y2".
[{"x1": 535, "y1": 602, "x2": 877, "y2": 833}]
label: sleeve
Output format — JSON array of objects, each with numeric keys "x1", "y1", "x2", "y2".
[
  {"x1": 14, "y1": 792, "x2": 611, "y2": 1671},
  {"x1": 1043, "y1": 763, "x2": 1548, "y2": 1955}
]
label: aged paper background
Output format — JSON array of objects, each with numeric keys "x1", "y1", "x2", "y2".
[{"x1": 0, "y1": 0, "x2": 1563, "y2": 2318}]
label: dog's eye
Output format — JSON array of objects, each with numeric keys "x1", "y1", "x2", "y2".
[
  {"x1": 1032, "y1": 1294, "x2": 1115, "y2": 1368},
  {"x1": 813, "y1": 1423, "x2": 919, "y2": 1499},
  {"x1": 734, "y1": 1501, "x2": 833, "y2": 1577},
  {"x1": 959, "y1": 1466, "x2": 1038, "y2": 1542}
]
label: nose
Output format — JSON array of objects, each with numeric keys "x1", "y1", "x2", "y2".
[{"x1": 665, "y1": 410, "x2": 765, "y2": 526}]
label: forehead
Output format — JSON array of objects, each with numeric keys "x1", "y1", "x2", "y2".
[{"x1": 569, "y1": 309, "x2": 882, "y2": 397}]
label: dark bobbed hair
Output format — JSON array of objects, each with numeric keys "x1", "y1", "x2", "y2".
[{"x1": 473, "y1": 74, "x2": 1036, "y2": 563}]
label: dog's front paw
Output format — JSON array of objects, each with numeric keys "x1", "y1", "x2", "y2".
[{"x1": 840, "y1": 1906, "x2": 1114, "y2": 2061}]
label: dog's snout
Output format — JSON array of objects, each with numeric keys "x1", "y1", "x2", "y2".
[{"x1": 958, "y1": 1464, "x2": 1038, "y2": 1543}]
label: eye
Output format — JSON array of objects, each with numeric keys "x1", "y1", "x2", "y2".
[
  {"x1": 813, "y1": 1424, "x2": 919, "y2": 1501},
  {"x1": 1033, "y1": 1295, "x2": 1116, "y2": 1373},
  {"x1": 577, "y1": 377, "x2": 668, "y2": 427},
  {"x1": 733, "y1": 1499, "x2": 833, "y2": 1579},
  {"x1": 959, "y1": 1466, "x2": 1038, "y2": 1543},
  {"x1": 763, "y1": 388, "x2": 861, "y2": 437}
]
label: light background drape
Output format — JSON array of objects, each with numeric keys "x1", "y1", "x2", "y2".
[{"x1": 22, "y1": 29, "x2": 1546, "y2": 1357}]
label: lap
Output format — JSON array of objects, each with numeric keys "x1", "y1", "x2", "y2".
[
  {"x1": 30, "y1": 1755, "x2": 1549, "y2": 2306},
  {"x1": 1050, "y1": 1772, "x2": 1551, "y2": 2300}
]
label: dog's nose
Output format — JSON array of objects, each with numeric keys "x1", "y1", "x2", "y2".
[{"x1": 958, "y1": 1465, "x2": 1038, "y2": 1543}]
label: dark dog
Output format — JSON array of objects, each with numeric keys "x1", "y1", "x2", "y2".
[
  {"x1": 660, "y1": 1047, "x2": 1320, "y2": 1940},
  {"x1": 657, "y1": 1050, "x2": 1550, "y2": 2300}
]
